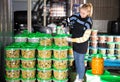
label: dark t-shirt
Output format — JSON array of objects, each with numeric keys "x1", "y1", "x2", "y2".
[{"x1": 69, "y1": 13, "x2": 92, "y2": 54}]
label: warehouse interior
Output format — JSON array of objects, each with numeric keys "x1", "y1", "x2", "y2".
[{"x1": 0, "y1": 0, "x2": 120, "y2": 82}]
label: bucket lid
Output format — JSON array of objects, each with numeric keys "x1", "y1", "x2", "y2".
[
  {"x1": 6, "y1": 67, "x2": 20, "y2": 70},
  {"x1": 54, "y1": 34, "x2": 71, "y2": 38},
  {"x1": 5, "y1": 58, "x2": 20, "y2": 61},
  {"x1": 39, "y1": 34, "x2": 52, "y2": 38},
  {"x1": 21, "y1": 68, "x2": 36, "y2": 70},
  {"x1": 107, "y1": 42, "x2": 115, "y2": 44},
  {"x1": 53, "y1": 58, "x2": 68, "y2": 61},
  {"x1": 115, "y1": 42, "x2": 120, "y2": 44},
  {"x1": 28, "y1": 33, "x2": 40, "y2": 38},
  {"x1": 21, "y1": 78, "x2": 36, "y2": 81},
  {"x1": 115, "y1": 36, "x2": 120, "y2": 38},
  {"x1": 21, "y1": 43, "x2": 37, "y2": 49},
  {"x1": 106, "y1": 35, "x2": 114, "y2": 37},
  {"x1": 37, "y1": 78, "x2": 52, "y2": 81},
  {"x1": 5, "y1": 42, "x2": 25, "y2": 49},
  {"x1": 98, "y1": 48, "x2": 106, "y2": 50},
  {"x1": 53, "y1": 46, "x2": 70, "y2": 50},
  {"x1": 37, "y1": 58, "x2": 51, "y2": 61},
  {"x1": 5, "y1": 46, "x2": 20, "y2": 50},
  {"x1": 100, "y1": 75, "x2": 120, "y2": 82},
  {"x1": 21, "y1": 47, "x2": 36, "y2": 50},
  {"x1": 86, "y1": 70, "x2": 110, "y2": 76},
  {"x1": 53, "y1": 68, "x2": 68, "y2": 71},
  {"x1": 53, "y1": 78, "x2": 68, "y2": 82},
  {"x1": 37, "y1": 46, "x2": 52, "y2": 50},
  {"x1": 37, "y1": 68, "x2": 52, "y2": 71},
  {"x1": 26, "y1": 42, "x2": 39, "y2": 47},
  {"x1": 5, "y1": 77, "x2": 20, "y2": 80},
  {"x1": 21, "y1": 58, "x2": 36, "y2": 61},
  {"x1": 11, "y1": 42, "x2": 26, "y2": 47},
  {"x1": 92, "y1": 53, "x2": 103, "y2": 58}
]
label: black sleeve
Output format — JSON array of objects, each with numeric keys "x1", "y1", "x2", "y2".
[{"x1": 84, "y1": 17, "x2": 93, "y2": 29}]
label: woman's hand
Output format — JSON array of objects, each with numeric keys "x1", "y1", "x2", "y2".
[
  {"x1": 66, "y1": 29, "x2": 91, "y2": 43},
  {"x1": 66, "y1": 37, "x2": 80, "y2": 43},
  {"x1": 66, "y1": 37, "x2": 72, "y2": 42}
]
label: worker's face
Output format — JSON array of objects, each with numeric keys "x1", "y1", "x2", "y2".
[{"x1": 80, "y1": 8, "x2": 89, "y2": 18}]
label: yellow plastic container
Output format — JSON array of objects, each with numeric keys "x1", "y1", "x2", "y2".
[
  {"x1": 91, "y1": 54, "x2": 104, "y2": 75},
  {"x1": 6, "y1": 68, "x2": 20, "y2": 79},
  {"x1": 37, "y1": 58, "x2": 52, "y2": 69},
  {"x1": 21, "y1": 58, "x2": 36, "y2": 68},
  {"x1": 21, "y1": 68, "x2": 36, "y2": 79},
  {"x1": 5, "y1": 58, "x2": 20, "y2": 69},
  {"x1": 53, "y1": 68, "x2": 68, "y2": 80},
  {"x1": 37, "y1": 46, "x2": 52, "y2": 59},
  {"x1": 53, "y1": 58, "x2": 68, "y2": 70},
  {"x1": 37, "y1": 68, "x2": 52, "y2": 80},
  {"x1": 53, "y1": 46, "x2": 69, "y2": 59}
]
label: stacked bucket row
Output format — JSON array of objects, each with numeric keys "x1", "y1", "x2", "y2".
[
  {"x1": 87, "y1": 30, "x2": 120, "y2": 60},
  {"x1": 5, "y1": 33, "x2": 74, "y2": 82},
  {"x1": 90, "y1": 29, "x2": 120, "y2": 48},
  {"x1": 87, "y1": 47, "x2": 120, "y2": 60},
  {"x1": 90, "y1": 35, "x2": 120, "y2": 48}
]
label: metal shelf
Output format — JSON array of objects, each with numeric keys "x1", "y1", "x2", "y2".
[{"x1": 13, "y1": 0, "x2": 38, "y2": 1}]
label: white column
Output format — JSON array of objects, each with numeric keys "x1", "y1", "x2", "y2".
[
  {"x1": 43, "y1": 0, "x2": 46, "y2": 27},
  {"x1": 27, "y1": 0, "x2": 32, "y2": 32},
  {"x1": 83, "y1": 0, "x2": 87, "y2": 4}
]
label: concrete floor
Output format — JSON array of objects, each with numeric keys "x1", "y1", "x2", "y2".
[
  {"x1": 69, "y1": 69, "x2": 120, "y2": 82},
  {"x1": 68, "y1": 63, "x2": 120, "y2": 82}
]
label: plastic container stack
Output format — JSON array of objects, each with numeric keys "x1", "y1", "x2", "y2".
[
  {"x1": 5, "y1": 43, "x2": 21, "y2": 82},
  {"x1": 5, "y1": 32, "x2": 71, "y2": 82},
  {"x1": 5, "y1": 32, "x2": 39, "y2": 82},
  {"x1": 89, "y1": 30, "x2": 117, "y2": 60},
  {"x1": 98, "y1": 35, "x2": 120, "y2": 60},
  {"x1": 89, "y1": 30, "x2": 98, "y2": 56},
  {"x1": 21, "y1": 44, "x2": 37, "y2": 81},
  {"x1": 53, "y1": 34, "x2": 70, "y2": 82},
  {"x1": 106, "y1": 42, "x2": 115, "y2": 59},
  {"x1": 98, "y1": 35, "x2": 107, "y2": 48},
  {"x1": 88, "y1": 29, "x2": 120, "y2": 67},
  {"x1": 115, "y1": 43, "x2": 120, "y2": 59},
  {"x1": 36, "y1": 33, "x2": 53, "y2": 82},
  {"x1": 37, "y1": 46, "x2": 52, "y2": 81}
]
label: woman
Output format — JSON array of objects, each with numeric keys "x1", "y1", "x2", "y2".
[{"x1": 67, "y1": 3, "x2": 93, "y2": 82}]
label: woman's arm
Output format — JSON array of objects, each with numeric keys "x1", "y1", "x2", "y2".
[
  {"x1": 70, "y1": 17, "x2": 92, "y2": 43},
  {"x1": 71, "y1": 29, "x2": 91, "y2": 43}
]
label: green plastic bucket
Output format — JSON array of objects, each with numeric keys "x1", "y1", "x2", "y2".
[
  {"x1": 100, "y1": 75, "x2": 120, "y2": 82},
  {"x1": 86, "y1": 70, "x2": 110, "y2": 76}
]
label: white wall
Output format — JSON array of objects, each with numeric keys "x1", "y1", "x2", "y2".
[
  {"x1": 93, "y1": 20, "x2": 109, "y2": 33},
  {"x1": 12, "y1": 1, "x2": 36, "y2": 11},
  {"x1": 12, "y1": 0, "x2": 110, "y2": 33}
]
